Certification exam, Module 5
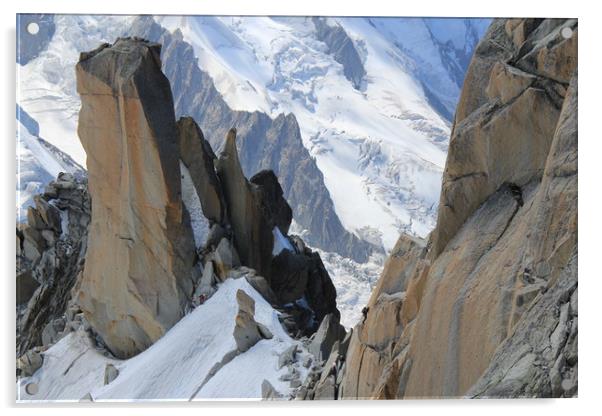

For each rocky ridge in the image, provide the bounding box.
[17,173,91,362]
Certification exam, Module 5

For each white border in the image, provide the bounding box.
[2,1,599,415]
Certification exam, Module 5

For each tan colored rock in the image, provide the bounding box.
[340,18,577,399]
[233,289,272,352]
[486,62,536,104]
[75,38,196,358]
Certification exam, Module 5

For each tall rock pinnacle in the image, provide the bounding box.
[75,38,196,358]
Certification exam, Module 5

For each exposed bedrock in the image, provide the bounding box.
[338,18,577,399]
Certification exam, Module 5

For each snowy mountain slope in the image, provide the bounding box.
[17,15,135,167]
[18,278,309,401]
[16,107,84,221]
[156,16,489,250]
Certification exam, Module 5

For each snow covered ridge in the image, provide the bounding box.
[18,278,311,401]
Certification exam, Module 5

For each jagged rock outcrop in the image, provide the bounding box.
[216,128,275,279]
[211,127,339,332]
[17,173,90,357]
[128,16,376,263]
[74,38,197,358]
[18,35,343,386]
[338,18,577,399]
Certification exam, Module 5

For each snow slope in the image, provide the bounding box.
[17,15,135,167]
[156,16,488,250]
[18,278,309,401]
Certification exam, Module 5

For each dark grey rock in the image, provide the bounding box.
[250,170,293,234]
[177,117,226,224]
[312,17,366,90]
[309,314,346,361]
[16,270,40,305]
[261,379,283,400]
[41,317,66,346]
[17,174,91,356]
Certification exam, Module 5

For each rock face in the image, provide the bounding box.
[213,128,339,330]
[339,18,577,399]
[75,38,196,358]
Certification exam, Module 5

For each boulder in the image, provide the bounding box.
[233,289,272,353]
[17,348,43,377]
[212,238,240,281]
[309,314,346,361]
[205,223,227,250]
[41,318,66,346]
[313,375,336,400]
[278,344,298,369]
[245,274,278,306]
[104,364,119,385]
[195,261,216,299]
[21,225,45,264]
[177,117,226,224]
[75,38,196,358]
[33,195,62,233]
[261,379,283,400]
